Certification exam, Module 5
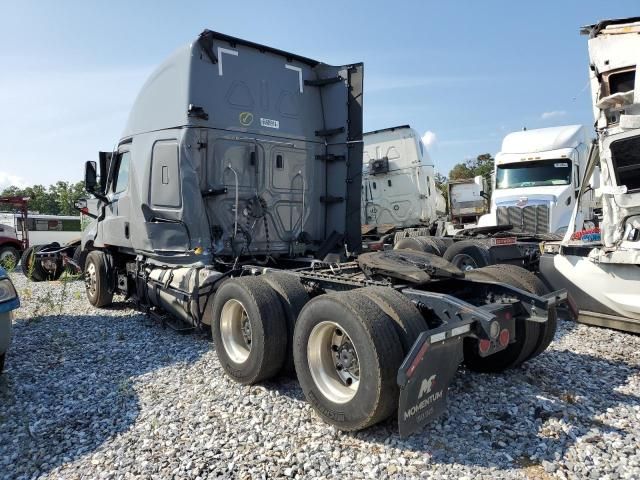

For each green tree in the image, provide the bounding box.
[473,153,494,180]
[22,185,57,214]
[448,153,494,185]
[448,163,474,181]
[1,181,85,215]
[434,171,449,205]
[50,181,86,215]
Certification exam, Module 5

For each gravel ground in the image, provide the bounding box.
[1,272,639,480]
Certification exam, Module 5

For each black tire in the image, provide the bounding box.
[484,264,557,360]
[84,250,114,307]
[0,246,19,270]
[20,246,46,282]
[20,246,33,277]
[394,236,439,254]
[443,240,492,271]
[463,265,541,372]
[478,265,542,365]
[0,352,5,373]
[72,245,84,273]
[211,276,288,384]
[293,292,404,431]
[261,272,310,375]
[352,286,427,354]
[424,237,448,256]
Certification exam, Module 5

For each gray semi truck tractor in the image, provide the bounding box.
[79,30,570,436]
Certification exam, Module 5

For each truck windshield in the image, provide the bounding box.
[496,160,571,189]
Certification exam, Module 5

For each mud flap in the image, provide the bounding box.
[397,334,463,437]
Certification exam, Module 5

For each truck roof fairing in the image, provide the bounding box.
[121,29,359,141]
[364,125,412,136]
[499,125,585,155]
[580,17,640,38]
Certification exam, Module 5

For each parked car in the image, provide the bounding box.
[0,266,20,372]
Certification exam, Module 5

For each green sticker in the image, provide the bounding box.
[239,112,254,126]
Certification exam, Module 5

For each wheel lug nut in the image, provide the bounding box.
[336,364,343,371]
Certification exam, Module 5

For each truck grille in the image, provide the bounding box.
[496,204,549,234]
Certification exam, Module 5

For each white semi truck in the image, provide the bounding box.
[478,125,596,235]
[539,17,640,333]
[361,125,443,247]
[359,126,536,269]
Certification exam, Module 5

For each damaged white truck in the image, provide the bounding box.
[539,18,640,333]
[79,30,570,435]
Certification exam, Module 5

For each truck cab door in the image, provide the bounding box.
[101,149,133,249]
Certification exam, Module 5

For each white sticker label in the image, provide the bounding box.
[554,162,568,168]
[260,118,279,129]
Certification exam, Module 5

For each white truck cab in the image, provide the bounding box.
[479,125,594,234]
[362,126,442,229]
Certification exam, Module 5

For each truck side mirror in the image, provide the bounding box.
[84,161,109,203]
[85,161,99,193]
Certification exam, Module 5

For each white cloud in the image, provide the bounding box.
[422,130,437,148]
[0,171,28,191]
[540,110,567,120]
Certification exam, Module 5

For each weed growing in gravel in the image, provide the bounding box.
[561,391,577,404]
[0,255,17,272]
[20,286,32,301]
[150,416,160,431]
[57,272,75,314]
[23,279,75,320]
[19,258,84,319]
[29,288,57,320]
[117,378,134,399]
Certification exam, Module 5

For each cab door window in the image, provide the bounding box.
[113,152,131,194]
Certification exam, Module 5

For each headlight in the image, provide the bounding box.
[0,279,17,303]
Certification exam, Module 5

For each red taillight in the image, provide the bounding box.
[479,339,491,354]
[490,236,517,246]
[369,242,383,251]
[81,207,89,214]
[499,329,510,347]
[407,341,429,378]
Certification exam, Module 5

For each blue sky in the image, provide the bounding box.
[0,0,638,188]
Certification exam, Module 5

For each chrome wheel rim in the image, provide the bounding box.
[220,299,252,364]
[452,253,478,271]
[307,321,360,404]
[85,262,97,296]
